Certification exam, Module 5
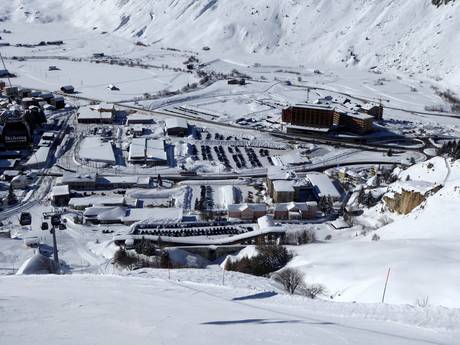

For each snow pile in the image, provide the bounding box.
[16,254,55,275]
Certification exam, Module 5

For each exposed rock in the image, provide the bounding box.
[384,185,442,215]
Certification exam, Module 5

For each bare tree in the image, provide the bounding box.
[301,284,326,299]
[273,268,304,295]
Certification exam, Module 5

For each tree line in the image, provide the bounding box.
[438,140,460,160]
[432,0,456,6]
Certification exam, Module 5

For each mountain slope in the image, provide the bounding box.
[1,0,460,87]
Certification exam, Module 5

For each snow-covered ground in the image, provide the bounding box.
[6,58,198,102]
[2,0,459,87]
[1,274,459,345]
[1,1,460,340]
[287,157,460,307]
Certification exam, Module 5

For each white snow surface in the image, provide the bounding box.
[1,274,459,345]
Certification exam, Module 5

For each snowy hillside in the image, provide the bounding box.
[1,0,460,88]
[288,157,460,307]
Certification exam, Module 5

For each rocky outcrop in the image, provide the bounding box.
[384,185,442,215]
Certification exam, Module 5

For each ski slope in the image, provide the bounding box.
[1,274,459,345]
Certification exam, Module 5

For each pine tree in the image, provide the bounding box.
[6,185,17,205]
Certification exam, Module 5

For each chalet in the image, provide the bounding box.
[50,96,65,109]
[337,167,361,184]
[273,202,317,220]
[227,203,267,221]
[60,85,75,94]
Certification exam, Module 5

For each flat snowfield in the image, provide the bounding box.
[1,275,459,345]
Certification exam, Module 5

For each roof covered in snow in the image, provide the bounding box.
[51,184,70,197]
[306,172,342,199]
[165,117,188,129]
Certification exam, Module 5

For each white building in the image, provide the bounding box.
[305,172,342,201]
[23,147,51,169]
[126,113,155,125]
[165,117,188,136]
[77,107,114,124]
[129,138,167,166]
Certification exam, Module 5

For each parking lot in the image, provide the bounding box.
[189,142,285,172]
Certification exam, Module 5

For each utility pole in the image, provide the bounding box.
[0,50,12,88]
[42,212,65,274]
[50,226,60,273]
